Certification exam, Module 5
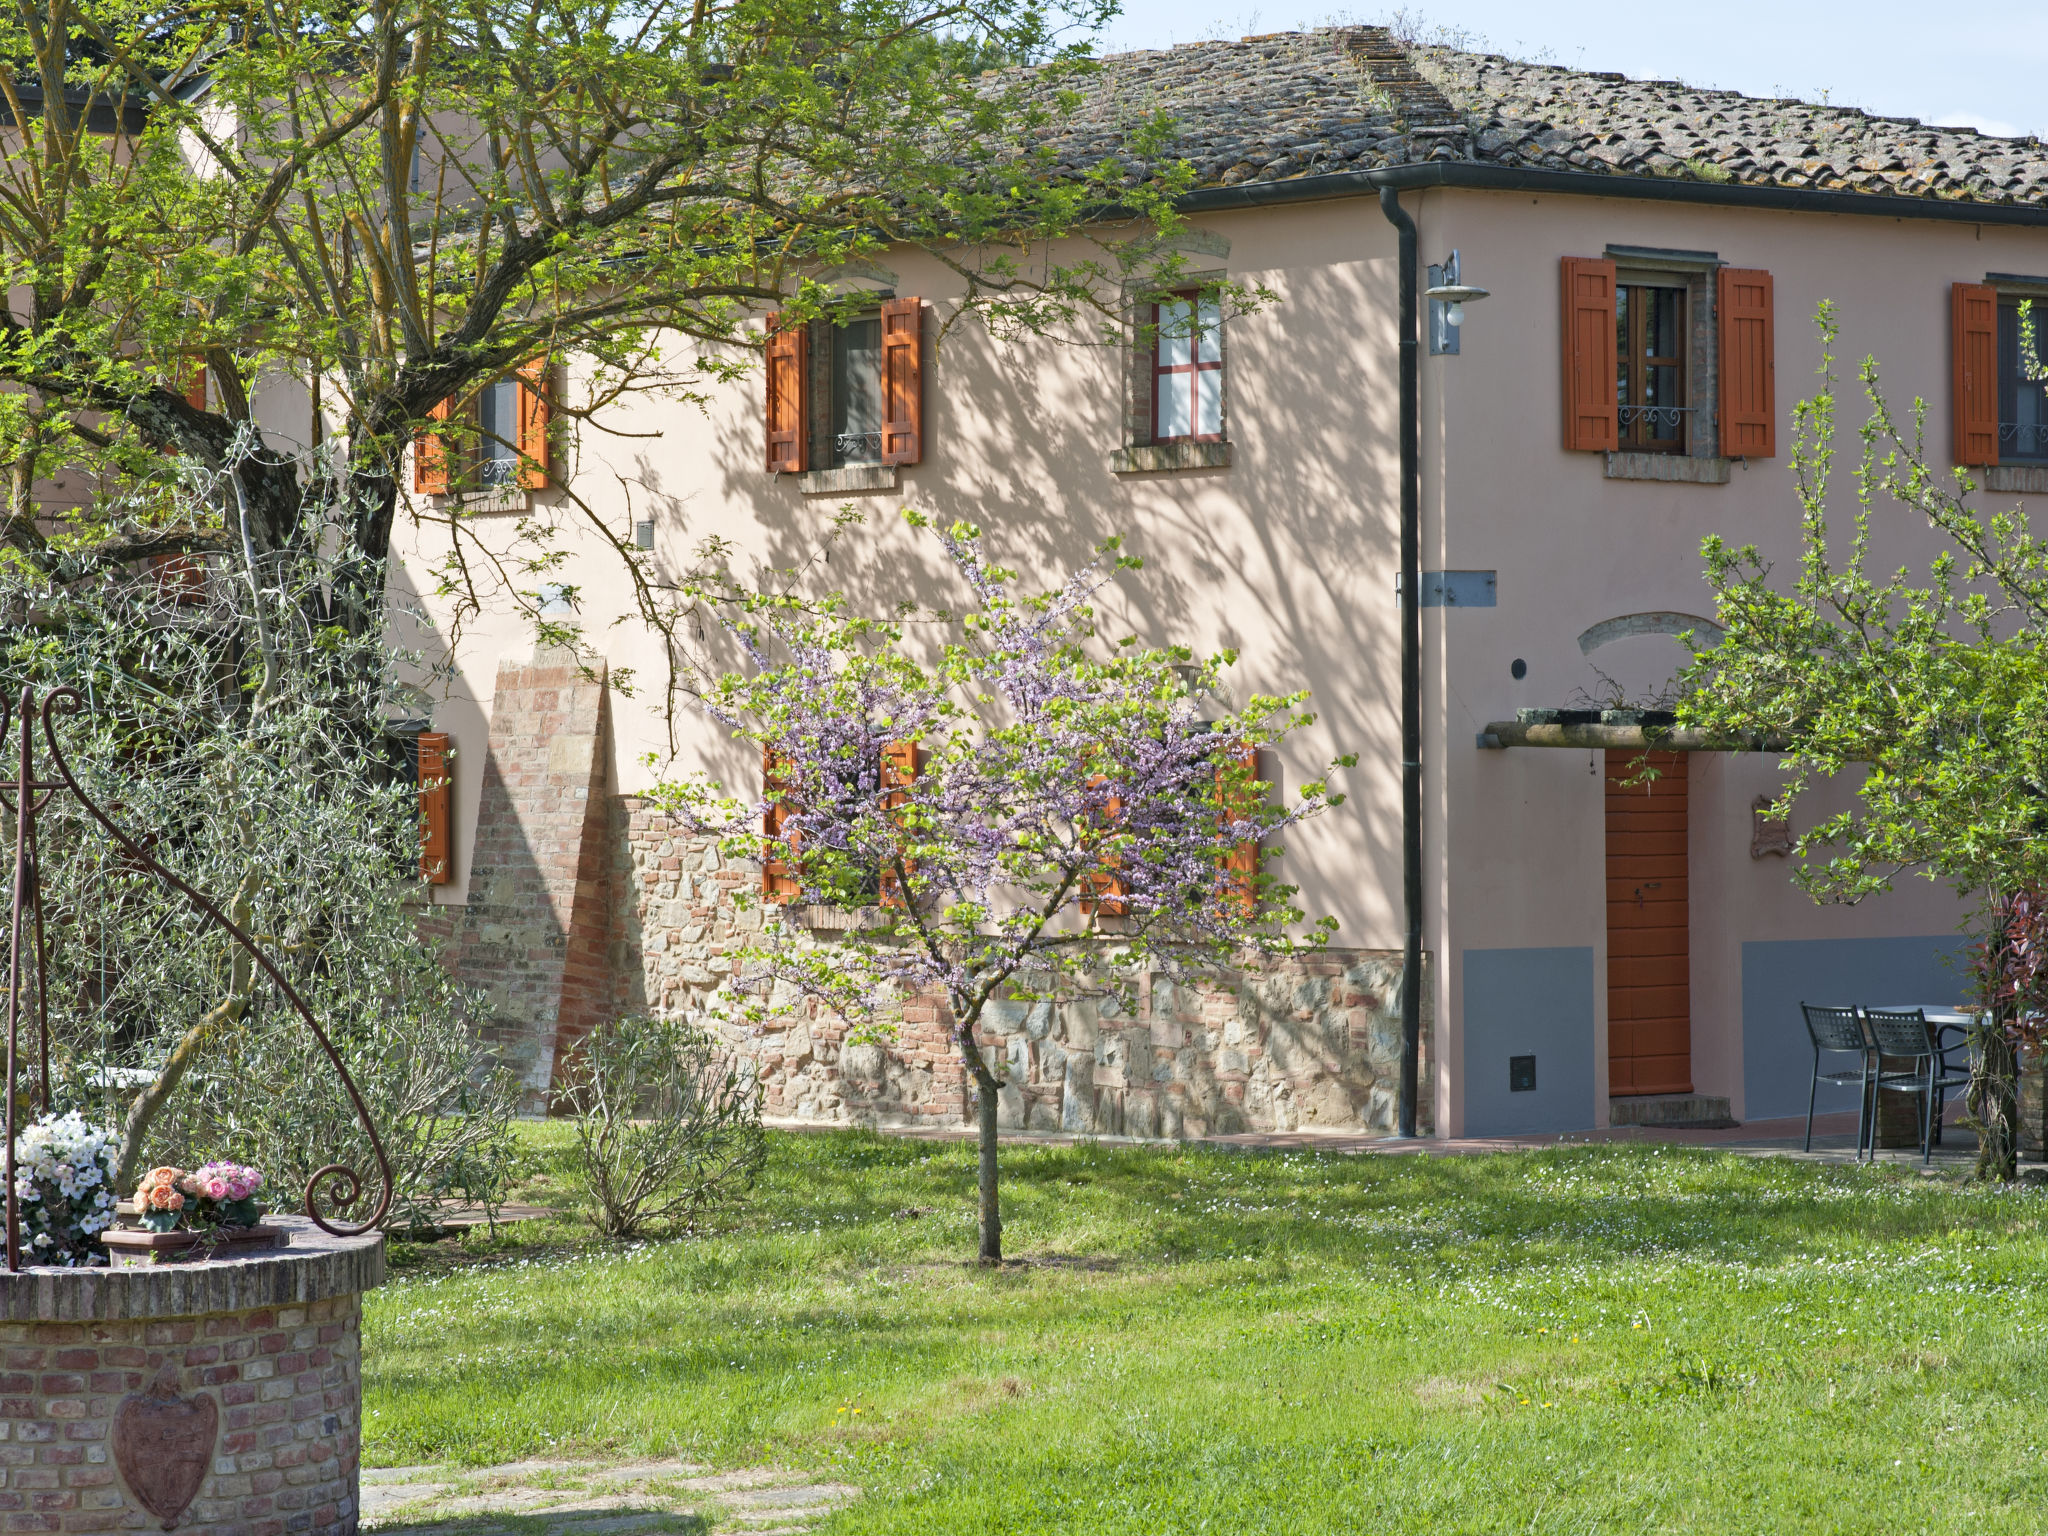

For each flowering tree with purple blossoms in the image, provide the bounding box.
[660,514,1353,1263]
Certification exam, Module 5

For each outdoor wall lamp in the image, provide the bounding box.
[1423,249,1490,327]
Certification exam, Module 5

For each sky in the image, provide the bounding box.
[1096,0,2048,141]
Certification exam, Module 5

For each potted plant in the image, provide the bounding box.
[103,1160,283,1265]
[12,1111,120,1267]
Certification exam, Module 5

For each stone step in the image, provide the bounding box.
[1609,1093,1738,1129]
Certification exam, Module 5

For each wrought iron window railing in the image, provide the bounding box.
[834,431,883,465]
[1618,404,1693,433]
[1999,421,2048,457]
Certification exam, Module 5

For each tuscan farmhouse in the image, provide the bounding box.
[391,26,2048,1139]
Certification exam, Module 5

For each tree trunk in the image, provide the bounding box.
[976,1067,1002,1265]
[958,1031,1003,1265]
[112,867,260,1191]
[1969,1021,2020,1183]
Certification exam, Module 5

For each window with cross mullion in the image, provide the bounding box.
[1616,283,1687,453]
[1997,299,2048,462]
[1153,291,1223,442]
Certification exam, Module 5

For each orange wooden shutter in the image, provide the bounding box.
[764,315,809,473]
[761,744,801,903]
[181,360,207,410]
[879,296,923,466]
[1952,282,2000,467]
[1218,741,1259,910]
[1561,257,1619,452]
[1079,779,1129,918]
[879,738,919,907]
[418,731,452,885]
[516,357,551,488]
[414,398,453,494]
[148,553,207,606]
[1717,267,1776,458]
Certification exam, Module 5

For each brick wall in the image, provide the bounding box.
[0,1294,360,1536]
[613,798,1434,1137]
[438,649,613,1108]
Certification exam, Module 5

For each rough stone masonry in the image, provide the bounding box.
[440,658,1433,1136]
[612,800,1435,1138]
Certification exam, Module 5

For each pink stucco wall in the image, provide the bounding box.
[390,181,2031,1132]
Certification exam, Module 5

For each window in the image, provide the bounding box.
[1616,283,1687,452]
[1561,255,1776,470]
[413,360,551,496]
[1998,299,2048,463]
[1153,292,1223,442]
[478,376,521,486]
[760,739,920,909]
[763,297,922,477]
[830,315,883,465]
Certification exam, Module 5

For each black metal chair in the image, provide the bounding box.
[1863,1007,1973,1164]
[1800,1003,1875,1157]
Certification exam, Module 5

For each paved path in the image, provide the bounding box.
[767,1109,2045,1176]
[362,1460,858,1536]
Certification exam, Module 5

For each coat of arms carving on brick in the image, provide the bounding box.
[113,1363,218,1530]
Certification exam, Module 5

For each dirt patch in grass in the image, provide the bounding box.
[1415,1375,1502,1409]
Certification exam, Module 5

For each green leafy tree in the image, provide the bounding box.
[661,516,1352,1263]
[0,441,519,1214]
[0,0,1219,718]
[1680,303,2048,1177]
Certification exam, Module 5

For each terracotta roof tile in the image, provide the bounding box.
[1011,26,2047,206]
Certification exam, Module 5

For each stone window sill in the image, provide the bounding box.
[1984,464,2048,494]
[1110,440,1232,475]
[439,485,532,514]
[798,903,885,932]
[796,463,896,495]
[1604,451,1730,485]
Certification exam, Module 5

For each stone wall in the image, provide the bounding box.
[614,798,1434,1138]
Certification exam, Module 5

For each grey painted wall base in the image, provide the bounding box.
[1741,935,1967,1122]
[1463,947,1596,1136]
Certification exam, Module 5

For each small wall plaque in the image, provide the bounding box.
[1751,795,1793,859]
[1509,1054,1537,1093]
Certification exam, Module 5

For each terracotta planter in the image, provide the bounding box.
[100,1223,288,1268]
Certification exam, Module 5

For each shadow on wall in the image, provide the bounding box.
[1741,934,1968,1122]
[682,249,1404,945]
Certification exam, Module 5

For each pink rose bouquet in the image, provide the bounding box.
[133,1161,266,1233]
[190,1162,266,1229]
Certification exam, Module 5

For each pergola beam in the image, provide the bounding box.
[1477,721,1788,752]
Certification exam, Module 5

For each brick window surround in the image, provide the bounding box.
[1114,267,1232,475]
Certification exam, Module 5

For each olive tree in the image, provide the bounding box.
[0,441,519,1214]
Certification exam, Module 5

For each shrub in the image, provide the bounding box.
[560,1017,765,1237]
[128,977,524,1236]
[13,1112,119,1265]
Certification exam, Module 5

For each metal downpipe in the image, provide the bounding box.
[1377,182,1423,1139]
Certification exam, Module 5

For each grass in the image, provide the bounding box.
[364,1126,2048,1533]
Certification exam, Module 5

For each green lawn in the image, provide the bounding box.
[364,1128,2048,1533]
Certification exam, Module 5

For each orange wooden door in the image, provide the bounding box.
[1605,750,1692,1095]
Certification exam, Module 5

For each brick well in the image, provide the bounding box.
[0,1218,383,1536]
